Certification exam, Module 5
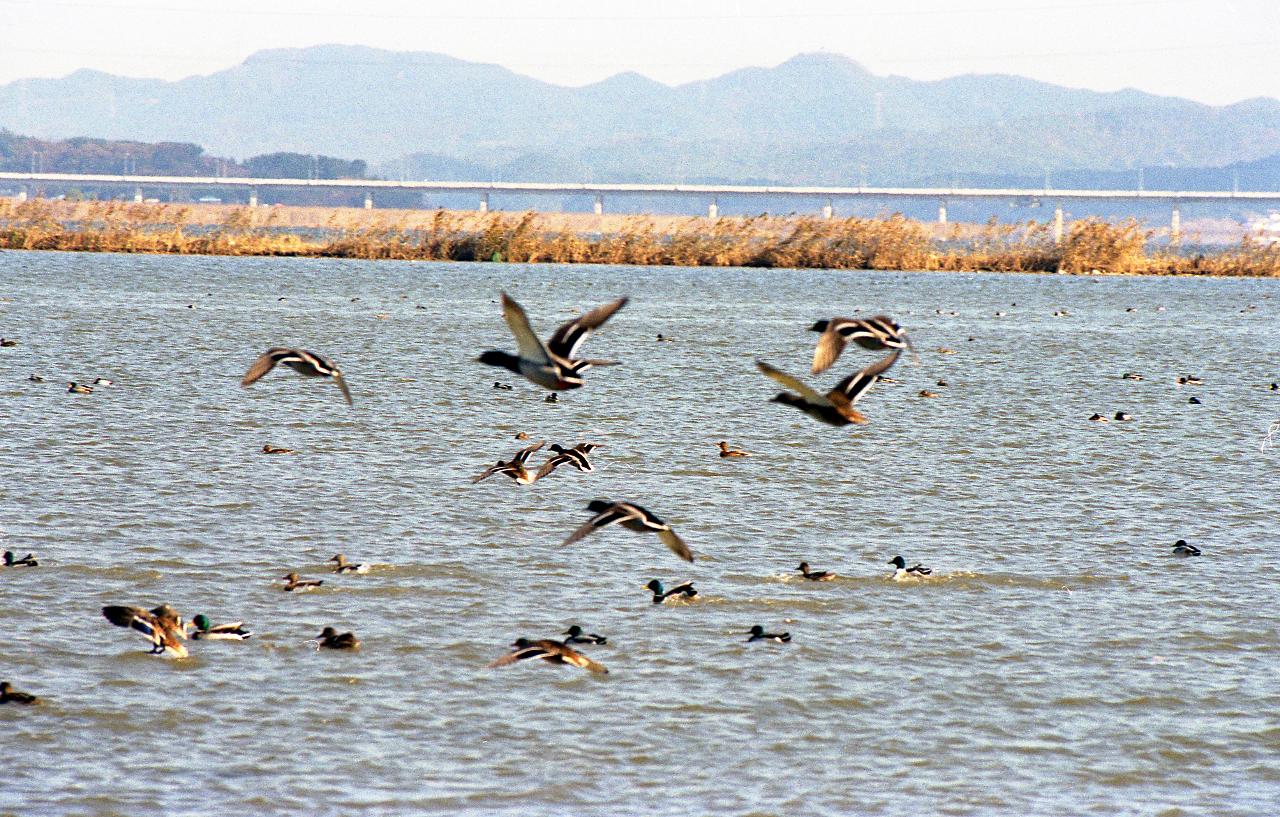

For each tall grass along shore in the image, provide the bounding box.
[2,198,1277,276]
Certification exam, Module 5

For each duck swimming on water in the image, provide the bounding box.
[797,562,835,581]
[746,625,791,643]
[3,551,37,567]
[328,554,369,574]
[561,625,607,645]
[888,556,932,581]
[189,614,252,640]
[1171,539,1202,556]
[316,627,360,649]
[646,579,697,604]
[0,681,38,704]
[282,572,324,591]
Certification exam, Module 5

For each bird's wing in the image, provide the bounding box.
[831,350,902,405]
[331,372,354,405]
[534,455,568,481]
[756,361,830,406]
[208,621,245,634]
[659,528,694,563]
[240,348,290,386]
[811,322,852,374]
[487,645,546,668]
[512,440,547,466]
[553,645,609,674]
[500,293,553,365]
[546,297,628,359]
[471,463,506,483]
[562,505,637,545]
[102,606,161,645]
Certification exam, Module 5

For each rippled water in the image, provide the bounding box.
[1,250,1277,816]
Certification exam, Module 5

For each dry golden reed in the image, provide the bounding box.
[0,199,1274,276]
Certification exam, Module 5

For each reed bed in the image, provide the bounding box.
[1,199,1276,276]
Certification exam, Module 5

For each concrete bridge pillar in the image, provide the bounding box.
[1170,203,1181,245]
[822,198,833,219]
[593,194,604,216]
[133,187,143,204]
[1053,205,1064,243]
[364,191,373,210]
[708,198,719,220]
[937,201,947,225]
[479,192,489,213]
[249,189,258,207]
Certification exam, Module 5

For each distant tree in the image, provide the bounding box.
[246,152,367,179]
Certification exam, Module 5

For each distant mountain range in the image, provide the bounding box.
[2,45,1280,187]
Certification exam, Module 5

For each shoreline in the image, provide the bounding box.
[1,199,1277,277]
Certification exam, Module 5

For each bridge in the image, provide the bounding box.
[5,171,1280,242]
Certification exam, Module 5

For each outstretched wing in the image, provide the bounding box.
[241,348,293,386]
[102,606,161,645]
[500,293,553,365]
[331,372,354,406]
[811,322,853,374]
[756,361,830,406]
[554,646,609,674]
[830,350,902,405]
[471,462,509,483]
[511,440,547,466]
[535,454,569,481]
[658,528,694,563]
[487,645,546,668]
[562,504,641,545]
[546,297,628,360]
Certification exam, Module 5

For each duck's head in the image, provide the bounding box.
[0,682,10,694]
[747,625,765,637]
[797,562,810,572]
[586,499,613,514]
[2,551,12,565]
[328,554,346,565]
[192,614,211,632]
[645,579,663,593]
[563,625,584,637]
[548,444,566,453]
[510,637,533,649]
[283,572,299,582]
[318,626,337,639]
[888,556,907,569]
[808,320,829,332]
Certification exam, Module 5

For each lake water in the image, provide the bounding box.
[1,250,1277,816]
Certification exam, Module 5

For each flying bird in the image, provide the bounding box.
[487,638,608,674]
[102,604,189,658]
[478,293,627,390]
[471,440,546,485]
[534,442,600,480]
[809,315,917,374]
[757,350,901,427]
[563,500,693,563]
[241,347,353,405]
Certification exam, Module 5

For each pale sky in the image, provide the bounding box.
[1,0,1277,105]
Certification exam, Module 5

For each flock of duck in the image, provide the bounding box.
[0,289,1232,703]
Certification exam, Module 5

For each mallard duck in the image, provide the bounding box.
[0,681,38,705]
[1171,539,1202,556]
[1122,372,1144,381]
[564,500,692,562]
[0,338,17,347]
[918,389,940,398]
[189,614,252,640]
[656,333,675,342]
[646,579,697,604]
[2,551,38,567]
[487,638,607,673]
[535,442,599,480]
[514,431,529,440]
[936,347,957,354]
[797,561,835,581]
[102,604,189,658]
[493,382,513,390]
[0,681,38,706]
[328,554,369,574]
[562,625,607,645]
[471,439,546,485]
[27,374,43,383]
[888,556,932,580]
[92,377,113,386]
[1177,376,1204,386]
[316,626,360,649]
[1188,396,1202,404]
[757,350,901,427]
[261,444,294,454]
[1089,413,1108,422]
[746,625,791,643]
[66,382,93,394]
[1114,412,1133,421]
[241,347,352,405]
[718,441,750,458]
[478,292,627,390]
[282,572,324,591]
[809,315,917,373]
[544,393,559,403]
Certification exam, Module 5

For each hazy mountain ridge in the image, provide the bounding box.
[2,44,1279,185]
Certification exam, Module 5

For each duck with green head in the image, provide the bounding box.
[190,614,252,640]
